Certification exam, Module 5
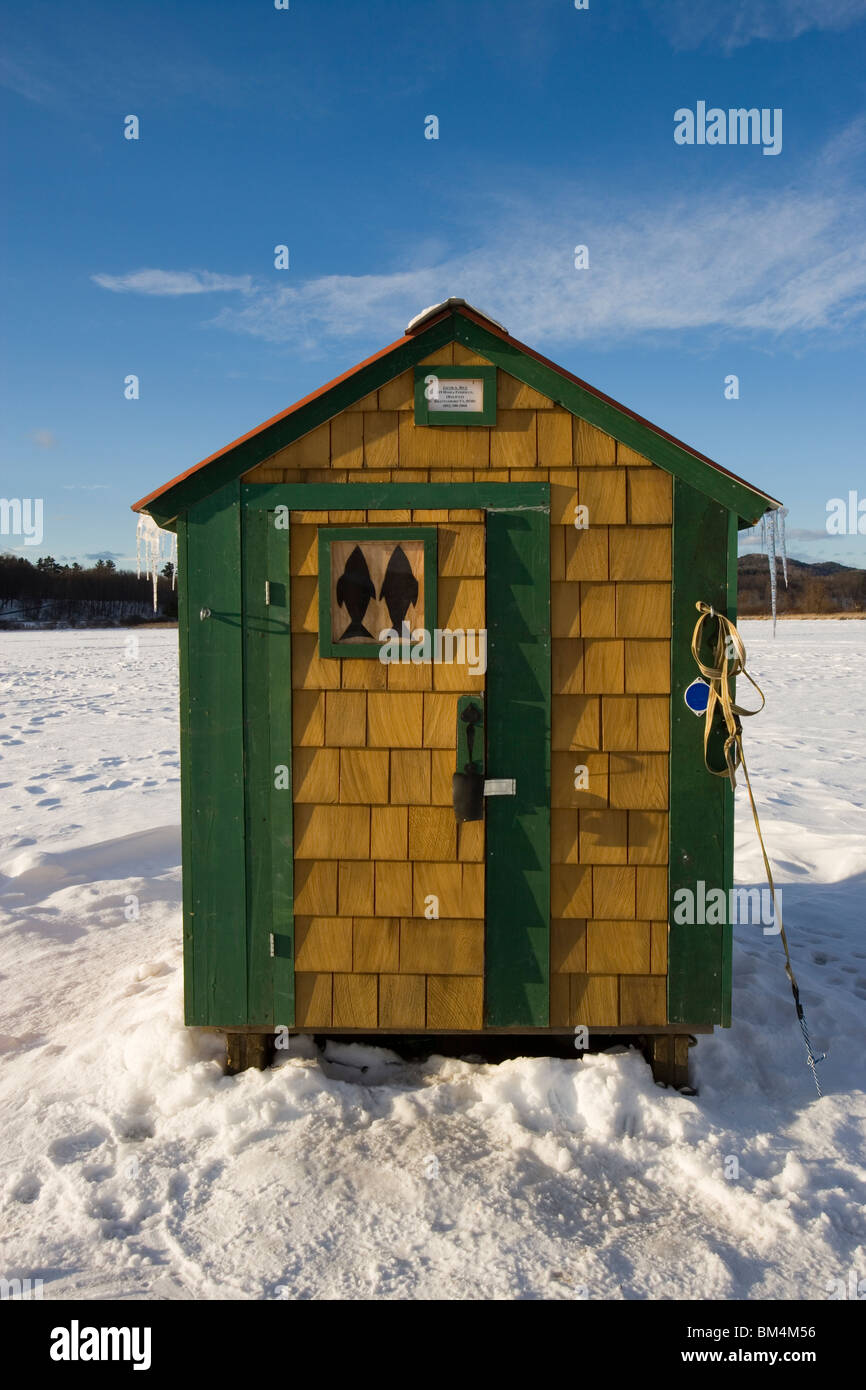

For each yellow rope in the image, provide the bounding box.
[690,600,764,788]
[690,601,825,1094]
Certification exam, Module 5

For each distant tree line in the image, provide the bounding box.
[3,550,862,628]
[738,555,866,616]
[0,553,178,626]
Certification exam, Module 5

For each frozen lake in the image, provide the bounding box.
[0,622,863,1300]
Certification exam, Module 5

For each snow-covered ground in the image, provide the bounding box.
[0,623,863,1301]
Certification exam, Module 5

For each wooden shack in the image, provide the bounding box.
[132,299,780,1084]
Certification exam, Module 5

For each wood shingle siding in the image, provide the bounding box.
[141,305,774,1038]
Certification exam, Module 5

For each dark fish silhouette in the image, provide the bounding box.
[336,546,376,640]
[379,546,419,629]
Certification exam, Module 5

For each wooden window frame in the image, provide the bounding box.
[317,525,438,660]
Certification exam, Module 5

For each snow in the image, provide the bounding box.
[0,622,864,1300]
[405,299,507,335]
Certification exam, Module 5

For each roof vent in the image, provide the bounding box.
[405,298,507,336]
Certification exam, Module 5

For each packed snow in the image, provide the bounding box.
[0,623,863,1300]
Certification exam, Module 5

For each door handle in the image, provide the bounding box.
[452,696,485,822]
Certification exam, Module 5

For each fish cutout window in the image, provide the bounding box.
[317,527,438,659]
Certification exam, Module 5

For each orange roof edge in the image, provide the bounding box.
[130,323,425,515]
[132,304,781,516]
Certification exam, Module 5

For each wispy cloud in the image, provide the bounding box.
[90,128,866,354]
[651,0,866,51]
[205,183,866,351]
[823,115,866,166]
[0,53,57,105]
[740,528,831,548]
[91,269,253,297]
[0,15,245,111]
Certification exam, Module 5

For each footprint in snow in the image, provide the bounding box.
[88,1195,126,1223]
[9,1174,41,1204]
[168,1174,190,1208]
[82,1165,114,1184]
[114,1117,155,1142]
[47,1127,110,1166]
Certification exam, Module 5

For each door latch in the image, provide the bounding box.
[452,695,485,822]
[483,778,516,796]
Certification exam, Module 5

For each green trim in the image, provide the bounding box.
[142,317,459,527]
[140,309,774,530]
[668,480,732,1026]
[268,513,295,1025]
[720,510,739,1027]
[317,526,437,660]
[242,504,271,1024]
[242,505,295,1027]
[485,502,551,1027]
[457,694,485,775]
[414,363,496,426]
[177,516,195,1024]
[242,482,547,511]
[183,482,248,1026]
[449,317,772,525]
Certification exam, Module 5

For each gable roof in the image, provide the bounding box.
[132,301,781,529]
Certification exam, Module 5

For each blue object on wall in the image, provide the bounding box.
[684,677,711,716]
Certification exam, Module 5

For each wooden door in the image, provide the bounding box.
[242,484,549,1032]
[484,504,551,1026]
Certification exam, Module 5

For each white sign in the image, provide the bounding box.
[428,377,484,412]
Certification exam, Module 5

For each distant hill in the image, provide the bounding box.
[738,554,866,617]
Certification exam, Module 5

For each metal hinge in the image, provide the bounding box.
[265,580,271,606]
[269,933,275,957]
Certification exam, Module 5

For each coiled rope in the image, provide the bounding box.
[691,601,826,1097]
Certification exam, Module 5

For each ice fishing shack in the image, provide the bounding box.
[132,300,781,1085]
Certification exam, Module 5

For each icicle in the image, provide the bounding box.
[776,507,788,589]
[136,514,172,613]
[766,510,778,634]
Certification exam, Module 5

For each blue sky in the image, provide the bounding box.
[2,0,865,567]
